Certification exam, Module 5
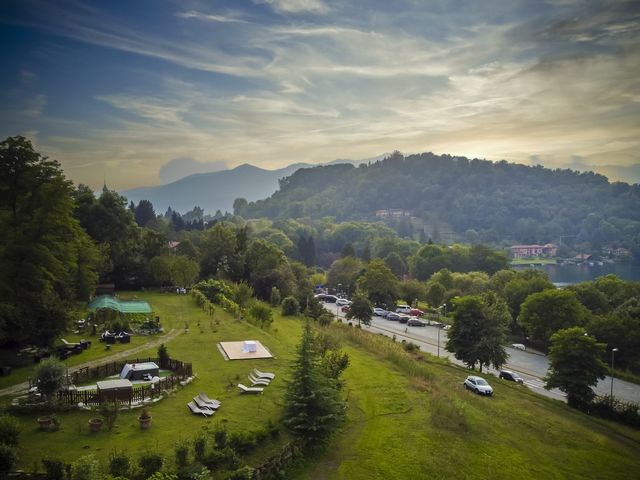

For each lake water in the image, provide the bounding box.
[513,263,640,285]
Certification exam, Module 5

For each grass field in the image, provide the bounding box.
[8,293,640,478]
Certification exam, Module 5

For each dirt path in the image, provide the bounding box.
[0,328,183,398]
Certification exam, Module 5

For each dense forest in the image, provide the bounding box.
[241,152,640,256]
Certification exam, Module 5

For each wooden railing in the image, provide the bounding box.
[55,357,192,406]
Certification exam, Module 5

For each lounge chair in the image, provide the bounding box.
[248,373,270,387]
[187,401,213,417]
[238,383,264,394]
[252,368,275,380]
[198,392,222,408]
[193,396,219,411]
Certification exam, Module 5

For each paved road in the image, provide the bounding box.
[332,304,640,404]
[0,328,183,398]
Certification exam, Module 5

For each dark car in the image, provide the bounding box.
[407,318,427,327]
[499,370,524,384]
[386,312,401,321]
[397,314,410,324]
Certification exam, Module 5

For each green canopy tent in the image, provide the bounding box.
[88,296,153,325]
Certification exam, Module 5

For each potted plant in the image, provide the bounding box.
[88,417,103,433]
[37,415,53,430]
[138,409,151,430]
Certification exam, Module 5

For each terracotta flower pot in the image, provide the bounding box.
[37,416,53,431]
[88,418,103,433]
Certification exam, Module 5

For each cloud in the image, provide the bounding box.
[177,10,249,24]
[254,0,328,14]
[159,157,228,184]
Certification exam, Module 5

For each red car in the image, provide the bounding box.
[341,306,350,313]
[409,308,424,317]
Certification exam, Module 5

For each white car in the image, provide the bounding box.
[395,305,411,314]
[373,307,388,317]
[463,376,493,396]
[336,298,351,306]
[511,343,526,351]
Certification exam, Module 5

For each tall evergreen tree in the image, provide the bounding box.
[283,321,346,449]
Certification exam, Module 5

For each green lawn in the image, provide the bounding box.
[510,258,557,265]
[8,293,640,478]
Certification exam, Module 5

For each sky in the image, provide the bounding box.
[1,0,639,190]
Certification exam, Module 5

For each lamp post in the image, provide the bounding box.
[437,324,440,357]
[610,348,619,398]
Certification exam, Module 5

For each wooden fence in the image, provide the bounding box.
[55,357,192,406]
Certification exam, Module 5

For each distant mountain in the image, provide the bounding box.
[121,153,390,214]
[243,152,640,250]
[122,163,312,214]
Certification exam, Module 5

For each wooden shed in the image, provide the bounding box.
[97,379,133,404]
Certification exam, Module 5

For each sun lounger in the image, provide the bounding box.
[188,401,213,417]
[252,368,275,380]
[198,392,221,407]
[238,383,264,394]
[248,373,270,387]
[193,396,219,411]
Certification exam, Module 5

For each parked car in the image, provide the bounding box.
[511,343,526,351]
[409,308,424,317]
[395,305,412,314]
[499,370,524,384]
[407,317,427,327]
[397,314,410,324]
[386,312,401,321]
[336,298,351,306]
[315,294,338,303]
[463,376,493,396]
[373,307,389,317]
[341,306,350,313]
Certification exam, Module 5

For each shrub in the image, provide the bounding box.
[108,450,131,478]
[190,467,213,480]
[35,359,66,401]
[193,434,207,462]
[137,452,164,479]
[402,341,419,353]
[145,473,178,480]
[70,455,101,480]
[228,466,255,480]
[228,431,257,454]
[202,447,240,471]
[270,287,281,307]
[173,441,189,468]
[157,343,170,368]
[42,458,66,480]
[318,312,333,326]
[248,303,273,328]
[213,428,227,449]
[281,296,300,316]
[0,443,17,473]
[0,414,20,447]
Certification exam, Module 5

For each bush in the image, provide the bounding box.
[228,431,257,454]
[202,447,240,471]
[99,403,119,431]
[318,312,333,326]
[193,434,207,462]
[108,450,131,478]
[173,441,189,468]
[138,452,164,479]
[0,414,20,447]
[35,359,66,400]
[228,466,255,480]
[145,473,178,480]
[213,428,227,449]
[157,343,170,368]
[70,455,101,480]
[0,443,17,473]
[248,303,274,328]
[270,286,281,307]
[42,457,66,480]
[281,296,300,316]
[589,395,640,427]
[402,341,419,353]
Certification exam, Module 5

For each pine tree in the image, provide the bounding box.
[283,321,346,449]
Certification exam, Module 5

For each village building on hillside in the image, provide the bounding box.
[510,243,558,258]
[375,209,411,218]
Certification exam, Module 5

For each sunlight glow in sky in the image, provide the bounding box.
[1,0,639,189]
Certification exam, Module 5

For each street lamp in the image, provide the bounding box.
[610,348,619,398]
[437,323,440,358]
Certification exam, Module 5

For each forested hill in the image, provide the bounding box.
[241,152,640,250]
